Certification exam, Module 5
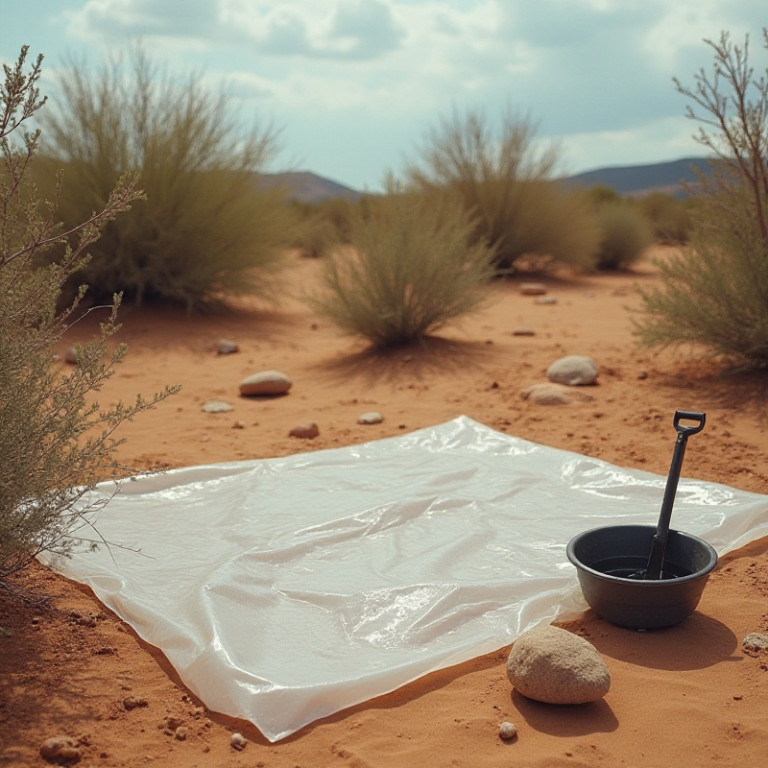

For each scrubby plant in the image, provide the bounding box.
[35,47,292,311]
[594,202,654,269]
[306,189,497,346]
[405,108,601,273]
[0,47,178,586]
[636,192,692,244]
[635,30,768,365]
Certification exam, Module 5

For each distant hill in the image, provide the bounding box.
[256,172,362,204]
[564,157,712,198]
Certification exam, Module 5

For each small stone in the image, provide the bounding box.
[216,339,239,355]
[499,721,518,740]
[123,696,148,710]
[637,370,648,380]
[512,327,536,336]
[506,625,611,705]
[358,412,383,425]
[535,296,557,305]
[165,716,184,730]
[232,420,246,429]
[239,370,292,397]
[175,726,188,741]
[310,322,319,330]
[743,632,768,650]
[546,355,598,386]
[230,732,247,751]
[522,383,573,405]
[520,282,547,296]
[40,736,81,761]
[201,400,234,413]
[289,422,319,439]
[64,347,79,365]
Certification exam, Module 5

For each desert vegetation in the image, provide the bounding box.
[636,30,768,365]
[404,108,602,274]
[306,189,497,346]
[593,201,654,270]
[0,48,177,585]
[34,47,292,312]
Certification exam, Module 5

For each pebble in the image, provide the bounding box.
[520,282,547,296]
[123,696,148,710]
[175,726,189,741]
[546,355,599,386]
[216,339,239,355]
[499,721,518,740]
[512,327,536,336]
[239,370,292,397]
[232,420,246,429]
[507,625,611,704]
[64,347,79,365]
[231,732,247,751]
[40,736,81,761]
[637,370,648,380]
[743,632,768,650]
[201,400,234,413]
[289,422,319,439]
[358,412,383,425]
[534,296,557,305]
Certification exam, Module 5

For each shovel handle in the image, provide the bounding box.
[673,411,706,437]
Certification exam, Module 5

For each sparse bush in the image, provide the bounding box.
[306,190,497,346]
[35,48,291,311]
[405,108,601,273]
[636,30,768,365]
[595,202,654,269]
[636,192,692,244]
[0,47,178,585]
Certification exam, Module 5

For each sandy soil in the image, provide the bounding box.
[3,246,768,767]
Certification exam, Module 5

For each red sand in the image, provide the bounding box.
[3,246,768,767]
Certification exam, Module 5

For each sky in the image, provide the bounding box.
[3,0,766,192]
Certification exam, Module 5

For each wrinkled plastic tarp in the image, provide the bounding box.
[40,416,768,741]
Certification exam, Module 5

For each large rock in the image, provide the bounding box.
[506,625,611,704]
[546,356,598,386]
[239,370,292,397]
[522,383,594,405]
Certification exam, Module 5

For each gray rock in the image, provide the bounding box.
[498,721,518,740]
[743,632,768,650]
[520,282,547,296]
[239,370,292,397]
[230,732,247,751]
[535,296,557,305]
[358,412,383,425]
[289,422,319,439]
[546,355,598,386]
[64,347,79,365]
[201,400,234,413]
[507,625,611,704]
[217,339,239,355]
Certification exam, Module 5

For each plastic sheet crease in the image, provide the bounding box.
[39,416,768,741]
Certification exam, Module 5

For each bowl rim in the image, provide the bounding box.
[566,524,718,586]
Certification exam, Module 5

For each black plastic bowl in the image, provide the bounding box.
[566,525,718,630]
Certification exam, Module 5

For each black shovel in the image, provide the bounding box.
[642,410,706,580]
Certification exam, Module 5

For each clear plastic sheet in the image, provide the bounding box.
[39,416,768,741]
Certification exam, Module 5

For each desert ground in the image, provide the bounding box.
[3,245,768,767]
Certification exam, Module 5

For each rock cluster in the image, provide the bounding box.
[506,625,611,704]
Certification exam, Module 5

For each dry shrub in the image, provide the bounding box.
[1,48,178,585]
[306,191,497,347]
[595,202,654,270]
[637,192,692,244]
[636,30,768,365]
[405,108,601,273]
[35,48,292,312]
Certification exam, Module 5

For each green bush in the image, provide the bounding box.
[636,30,768,365]
[306,190,497,346]
[35,48,292,311]
[636,192,692,244]
[595,202,654,269]
[405,108,601,273]
[0,48,177,585]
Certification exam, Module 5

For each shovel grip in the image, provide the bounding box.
[673,411,706,437]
